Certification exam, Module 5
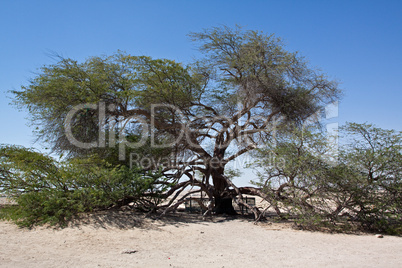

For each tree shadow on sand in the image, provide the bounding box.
[68,208,255,230]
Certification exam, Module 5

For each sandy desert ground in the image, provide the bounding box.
[0,208,401,268]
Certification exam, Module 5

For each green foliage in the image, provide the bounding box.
[190,25,340,122]
[337,123,402,234]
[11,52,201,157]
[252,123,402,235]
[0,145,170,227]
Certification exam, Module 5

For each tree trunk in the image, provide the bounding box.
[211,167,237,215]
[214,195,237,215]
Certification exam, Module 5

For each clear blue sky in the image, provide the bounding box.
[1,0,401,184]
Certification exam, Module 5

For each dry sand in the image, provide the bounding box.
[0,209,401,268]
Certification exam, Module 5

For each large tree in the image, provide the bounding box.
[13,26,340,216]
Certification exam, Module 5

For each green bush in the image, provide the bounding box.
[252,123,402,235]
[0,145,169,227]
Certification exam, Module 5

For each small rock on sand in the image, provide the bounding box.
[121,249,138,254]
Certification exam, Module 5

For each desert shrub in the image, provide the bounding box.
[334,123,402,234]
[252,126,340,228]
[252,123,402,235]
[0,145,170,227]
